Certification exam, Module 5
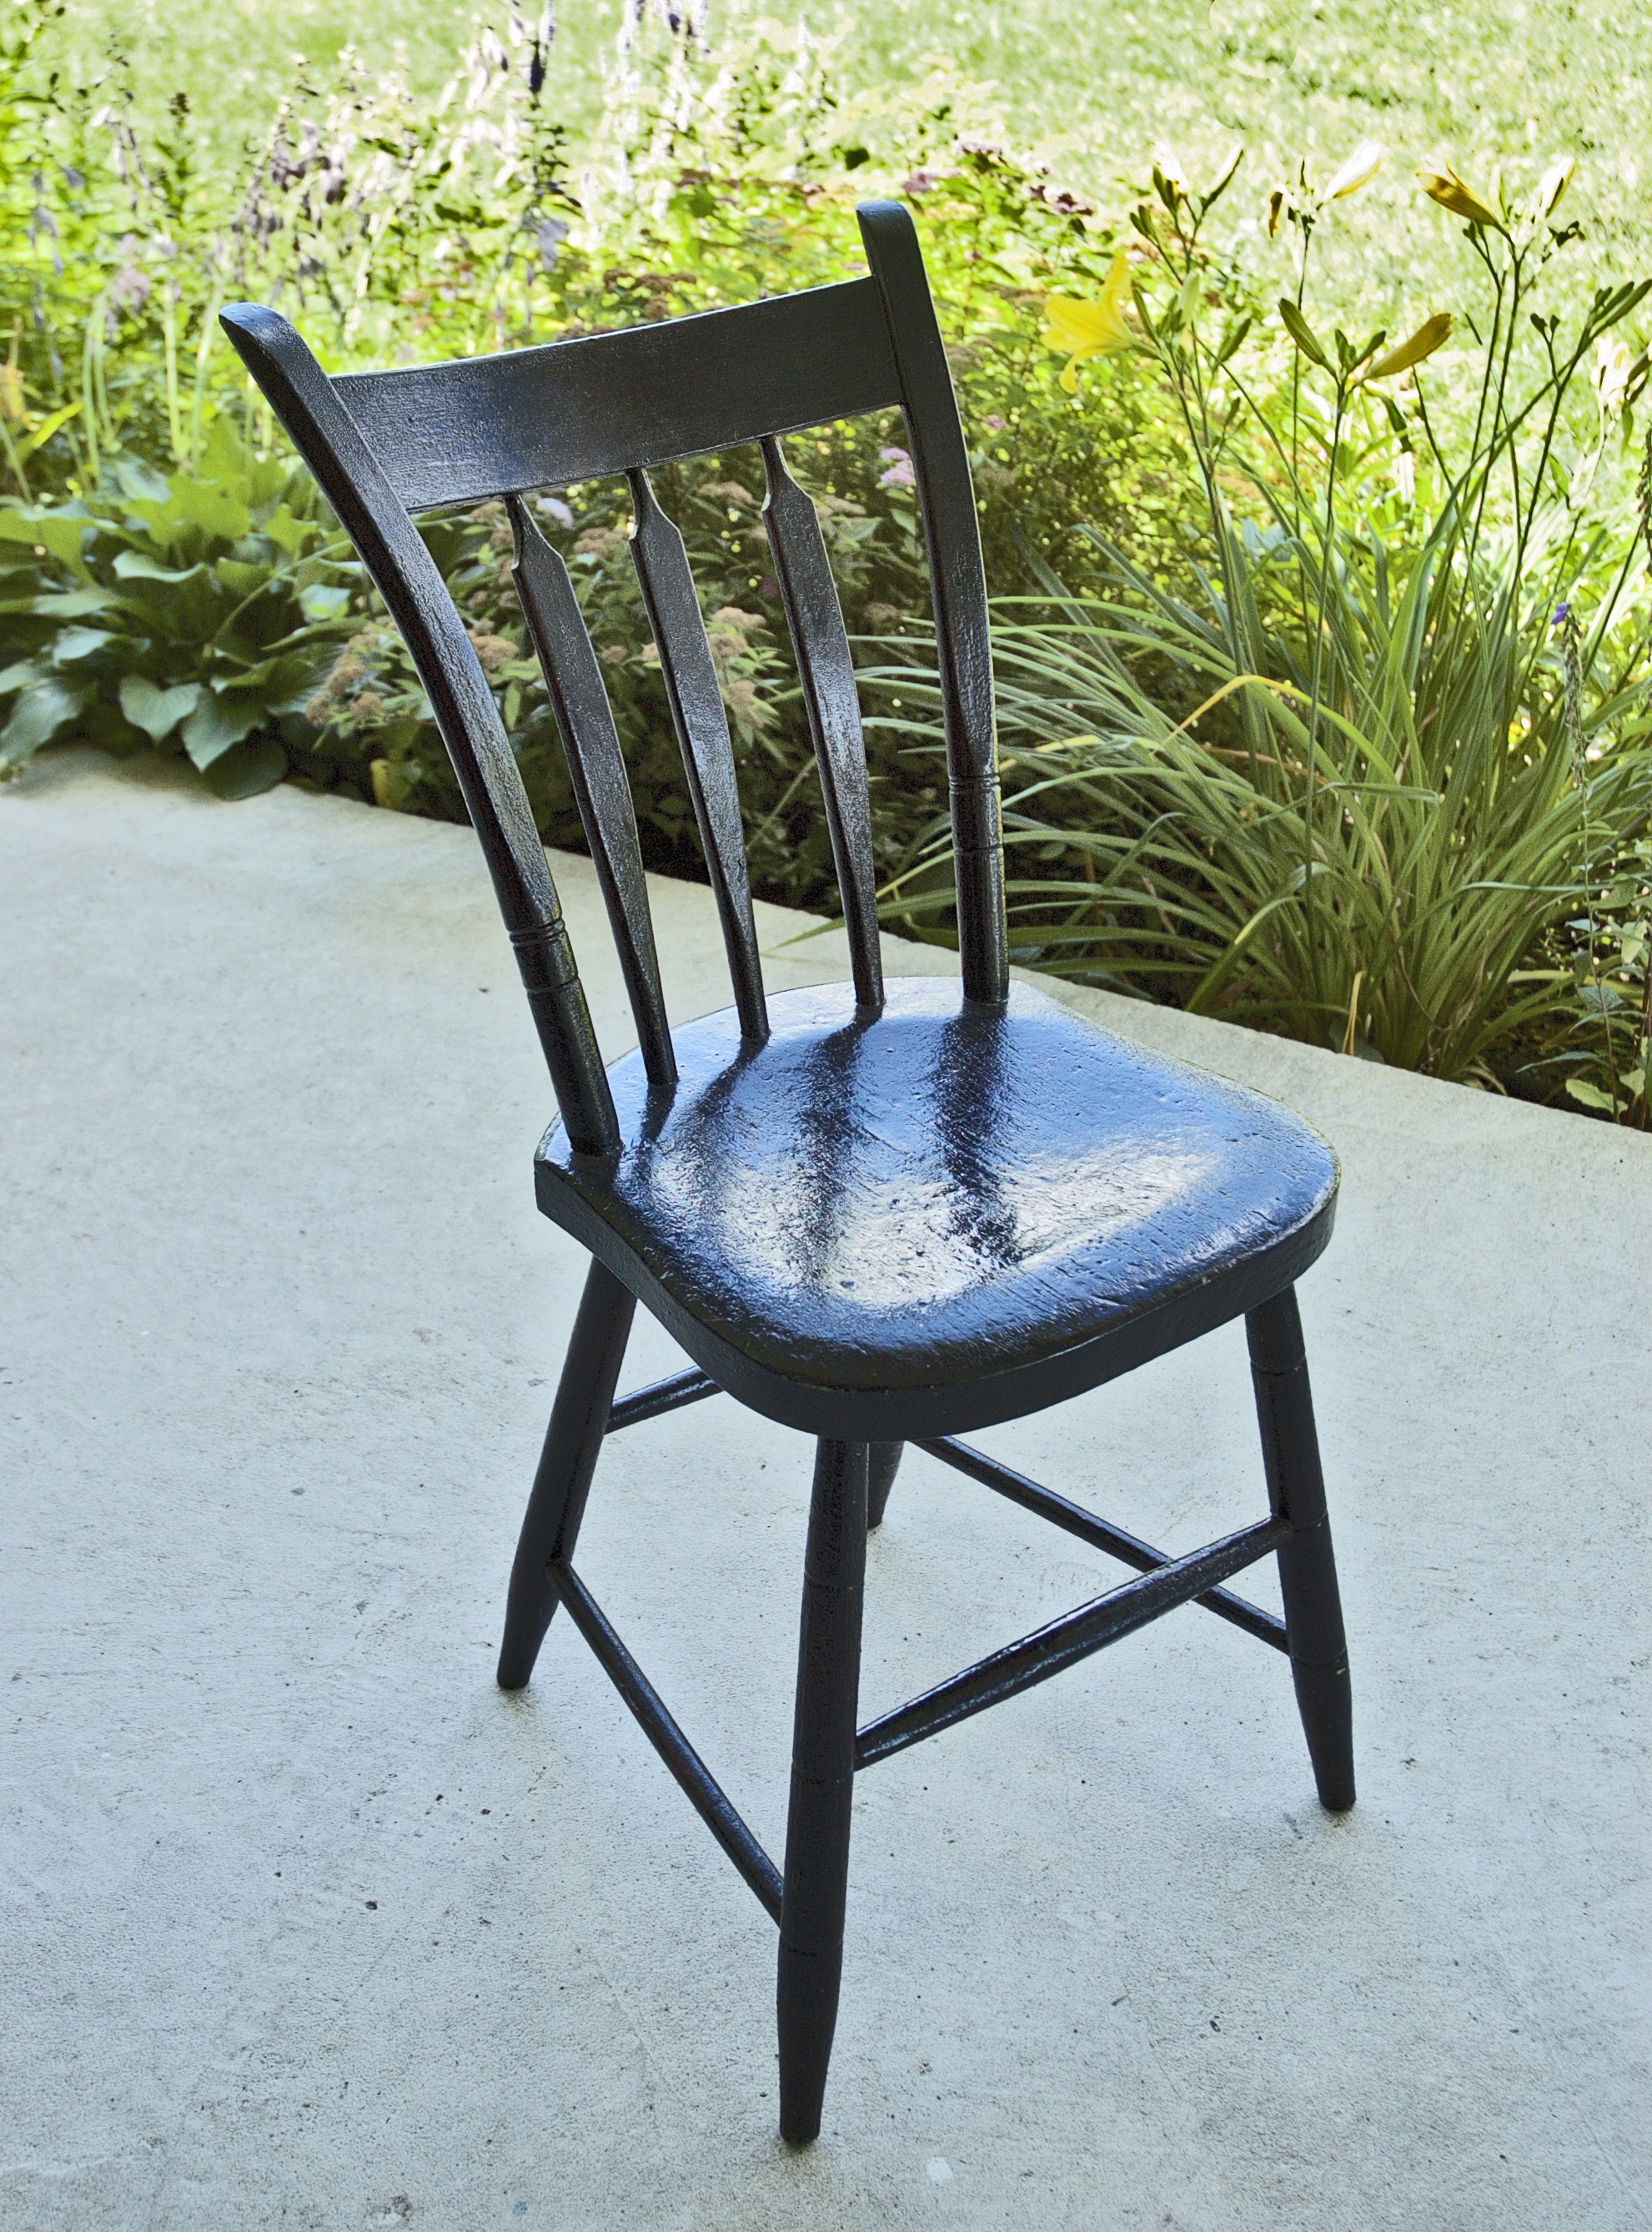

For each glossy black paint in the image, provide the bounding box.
[865,1441,903,1531]
[497,1259,634,1691]
[510,497,677,1096]
[605,1365,717,1434]
[778,1438,869,2144]
[536,978,1338,1439]
[221,206,1356,2146]
[761,438,884,1013]
[218,299,620,1154]
[334,277,901,510]
[626,470,769,1043]
[855,1516,1288,1769]
[1248,1289,1355,1810]
[859,202,1006,1001]
[550,1557,785,1923]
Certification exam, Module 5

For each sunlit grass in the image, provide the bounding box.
[60,0,1652,285]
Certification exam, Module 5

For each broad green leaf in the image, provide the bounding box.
[114,561,233,649]
[119,676,204,743]
[30,584,120,618]
[0,507,88,571]
[216,558,273,596]
[200,419,274,495]
[263,504,316,557]
[1277,298,1330,369]
[299,582,352,621]
[0,657,46,695]
[202,736,289,799]
[209,653,289,693]
[180,690,266,771]
[52,626,116,665]
[113,551,205,585]
[113,457,171,505]
[213,650,329,712]
[167,475,252,545]
[0,678,90,769]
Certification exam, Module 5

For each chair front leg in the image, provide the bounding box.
[1247,1287,1355,1812]
[497,1258,635,1692]
[866,1440,903,1531]
[777,1437,870,2144]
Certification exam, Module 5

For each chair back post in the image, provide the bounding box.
[857,202,1009,1006]
[218,305,620,1156]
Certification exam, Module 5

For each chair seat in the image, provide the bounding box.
[535,978,1338,1438]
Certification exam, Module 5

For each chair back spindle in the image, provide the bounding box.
[220,200,1004,1150]
[759,437,884,1015]
[510,497,677,1097]
[858,204,1007,1003]
[218,304,620,1154]
[625,470,769,1044]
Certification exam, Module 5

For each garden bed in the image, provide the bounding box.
[4,7,1652,1120]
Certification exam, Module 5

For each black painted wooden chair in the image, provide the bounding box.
[223,202,1353,2145]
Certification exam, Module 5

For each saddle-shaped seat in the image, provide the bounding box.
[538,978,1338,1438]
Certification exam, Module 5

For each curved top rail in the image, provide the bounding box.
[335,279,903,513]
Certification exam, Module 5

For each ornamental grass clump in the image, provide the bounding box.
[872,145,1652,1097]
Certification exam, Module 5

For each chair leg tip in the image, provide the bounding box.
[495,1604,557,1692]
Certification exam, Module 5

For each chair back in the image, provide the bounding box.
[221,201,1005,1154]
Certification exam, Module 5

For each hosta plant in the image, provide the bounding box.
[0,419,359,795]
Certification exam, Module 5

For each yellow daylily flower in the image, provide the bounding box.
[1359,312,1454,381]
[1042,254,1137,392]
[1532,156,1574,220]
[1416,160,1502,229]
[1324,139,1386,200]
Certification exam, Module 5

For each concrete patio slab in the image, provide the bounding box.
[3,747,1648,2232]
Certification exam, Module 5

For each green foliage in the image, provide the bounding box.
[302,455,943,892]
[0,417,356,792]
[5,2,1652,1121]
[0,3,1166,880]
[871,146,1652,1098]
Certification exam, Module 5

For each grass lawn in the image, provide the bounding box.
[64,0,1652,279]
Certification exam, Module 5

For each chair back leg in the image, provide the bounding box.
[1246,1289,1355,1812]
[497,1259,636,1691]
[778,1438,871,2143]
[866,1441,903,1531]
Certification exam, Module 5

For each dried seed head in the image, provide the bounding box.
[468,632,518,674]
